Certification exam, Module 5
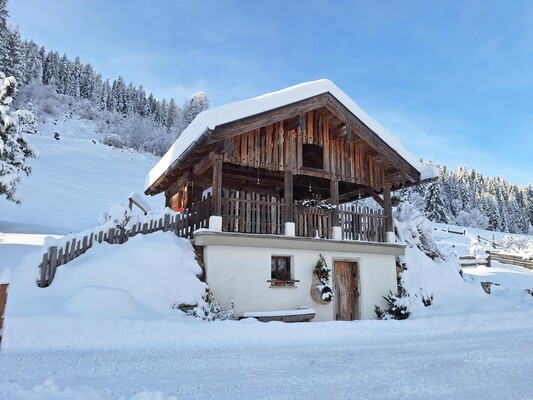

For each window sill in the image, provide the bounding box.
[267,279,300,288]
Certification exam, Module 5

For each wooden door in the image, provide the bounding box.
[333,261,360,320]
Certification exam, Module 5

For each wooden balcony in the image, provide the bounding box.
[219,192,387,242]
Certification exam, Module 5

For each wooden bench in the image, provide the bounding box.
[242,308,316,322]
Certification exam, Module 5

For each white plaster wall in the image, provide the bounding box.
[203,243,398,321]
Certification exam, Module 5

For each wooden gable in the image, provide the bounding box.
[148,92,421,197]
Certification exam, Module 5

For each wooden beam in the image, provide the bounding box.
[212,155,223,215]
[284,170,293,222]
[208,94,328,143]
[325,93,420,182]
[330,178,339,227]
[185,168,194,209]
[367,188,385,208]
[383,184,393,233]
[193,152,215,177]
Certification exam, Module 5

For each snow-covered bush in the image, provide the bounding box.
[499,236,533,259]
[101,132,124,149]
[186,290,234,321]
[454,209,489,230]
[98,203,132,229]
[0,73,39,204]
[395,202,449,260]
[377,202,473,318]
[374,290,410,320]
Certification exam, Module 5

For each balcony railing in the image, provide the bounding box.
[220,192,386,242]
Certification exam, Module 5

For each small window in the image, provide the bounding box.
[302,144,324,169]
[270,256,298,287]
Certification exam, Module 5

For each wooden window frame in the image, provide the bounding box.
[269,255,299,287]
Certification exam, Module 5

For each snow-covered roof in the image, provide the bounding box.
[145,79,433,191]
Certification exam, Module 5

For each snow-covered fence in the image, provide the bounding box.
[486,251,533,271]
[39,196,213,288]
[459,254,491,268]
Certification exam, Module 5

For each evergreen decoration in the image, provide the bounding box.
[374,290,410,320]
[313,254,334,302]
[186,290,234,321]
[301,194,336,210]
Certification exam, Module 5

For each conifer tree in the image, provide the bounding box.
[0,73,38,203]
[424,181,448,223]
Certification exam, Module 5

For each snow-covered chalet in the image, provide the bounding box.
[144,79,436,321]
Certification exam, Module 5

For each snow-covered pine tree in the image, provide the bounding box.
[23,40,43,84]
[181,92,209,126]
[424,180,448,223]
[3,26,25,85]
[0,73,38,203]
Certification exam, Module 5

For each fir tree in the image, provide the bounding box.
[0,73,38,203]
[424,181,448,223]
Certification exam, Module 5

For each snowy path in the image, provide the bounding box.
[2,311,533,399]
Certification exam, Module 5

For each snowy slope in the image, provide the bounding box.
[0,114,164,273]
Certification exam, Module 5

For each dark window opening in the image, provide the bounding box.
[270,256,298,286]
[302,144,324,169]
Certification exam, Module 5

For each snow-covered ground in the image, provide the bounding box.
[1,309,533,399]
[1,114,533,399]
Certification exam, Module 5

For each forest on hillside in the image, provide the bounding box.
[397,163,533,235]
[0,0,208,156]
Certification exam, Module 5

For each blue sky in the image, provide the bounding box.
[10,0,533,185]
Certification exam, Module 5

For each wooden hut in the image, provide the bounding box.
[144,80,435,321]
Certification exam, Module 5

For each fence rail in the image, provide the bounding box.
[459,254,491,268]
[339,204,386,242]
[487,251,533,270]
[39,196,212,288]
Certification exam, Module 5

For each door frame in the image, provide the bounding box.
[332,258,361,321]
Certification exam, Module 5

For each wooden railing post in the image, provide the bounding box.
[284,171,293,223]
[212,155,223,216]
[383,184,394,242]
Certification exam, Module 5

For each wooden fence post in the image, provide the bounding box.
[0,283,8,334]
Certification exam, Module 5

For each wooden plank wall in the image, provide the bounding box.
[222,111,386,190]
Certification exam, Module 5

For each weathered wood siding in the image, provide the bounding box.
[222,110,386,190]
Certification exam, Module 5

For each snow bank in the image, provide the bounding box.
[4,231,206,322]
[394,203,530,317]
[146,79,433,190]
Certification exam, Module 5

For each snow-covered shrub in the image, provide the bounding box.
[101,133,124,149]
[186,290,234,321]
[98,203,132,229]
[385,202,472,317]
[499,236,533,259]
[454,209,489,230]
[395,202,449,260]
[374,290,410,320]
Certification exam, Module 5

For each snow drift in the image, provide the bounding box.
[4,231,206,320]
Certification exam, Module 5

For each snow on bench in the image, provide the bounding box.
[242,308,316,323]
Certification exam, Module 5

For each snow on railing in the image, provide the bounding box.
[38,195,212,288]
